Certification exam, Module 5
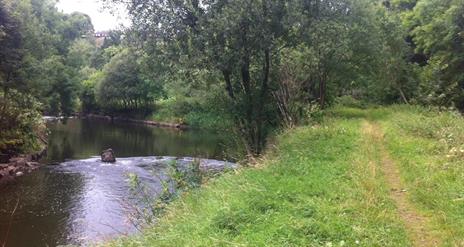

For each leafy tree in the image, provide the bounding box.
[98,49,162,115]
[0,0,23,94]
[67,39,95,68]
[80,69,103,113]
[109,0,302,154]
[0,0,46,154]
[0,90,44,155]
[41,55,79,115]
[403,0,464,110]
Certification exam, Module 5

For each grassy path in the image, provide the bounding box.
[363,121,440,246]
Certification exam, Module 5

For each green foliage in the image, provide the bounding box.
[125,160,206,230]
[0,90,45,154]
[0,0,23,91]
[167,159,203,190]
[334,96,366,109]
[80,69,103,113]
[126,172,174,228]
[0,0,103,153]
[0,0,100,117]
[67,39,95,68]
[97,48,163,115]
[402,0,464,110]
[151,86,234,130]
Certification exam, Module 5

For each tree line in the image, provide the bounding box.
[1,0,463,156]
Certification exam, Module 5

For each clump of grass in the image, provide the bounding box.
[167,159,204,190]
[124,159,206,231]
[125,173,174,230]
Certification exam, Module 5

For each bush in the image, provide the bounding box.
[151,93,234,130]
[0,90,45,155]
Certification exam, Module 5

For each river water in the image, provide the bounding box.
[0,118,239,247]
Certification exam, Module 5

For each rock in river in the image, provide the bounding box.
[101,148,116,163]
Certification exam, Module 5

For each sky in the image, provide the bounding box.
[56,0,130,31]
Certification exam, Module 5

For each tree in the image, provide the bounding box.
[80,69,103,114]
[67,39,95,68]
[98,49,162,114]
[0,0,23,94]
[110,0,300,155]
[0,0,45,154]
[403,0,464,110]
[41,55,79,116]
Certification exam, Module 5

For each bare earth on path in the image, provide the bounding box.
[362,121,441,247]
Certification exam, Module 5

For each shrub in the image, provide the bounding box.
[0,90,45,155]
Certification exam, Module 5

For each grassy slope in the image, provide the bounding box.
[109,105,464,246]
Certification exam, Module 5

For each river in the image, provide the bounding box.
[0,118,239,247]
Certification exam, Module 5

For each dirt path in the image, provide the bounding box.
[362,121,441,247]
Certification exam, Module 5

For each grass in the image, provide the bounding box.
[107,105,464,246]
[379,105,464,246]
[149,97,234,130]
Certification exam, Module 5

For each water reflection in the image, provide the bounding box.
[0,168,85,246]
[45,118,237,163]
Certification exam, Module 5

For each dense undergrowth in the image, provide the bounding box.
[0,91,46,155]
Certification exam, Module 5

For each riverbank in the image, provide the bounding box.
[0,149,46,184]
[80,114,189,130]
[109,105,464,246]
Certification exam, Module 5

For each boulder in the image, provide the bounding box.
[101,148,116,163]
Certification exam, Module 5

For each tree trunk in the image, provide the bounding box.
[241,55,256,154]
[222,70,235,99]
[255,48,271,154]
[398,87,409,104]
